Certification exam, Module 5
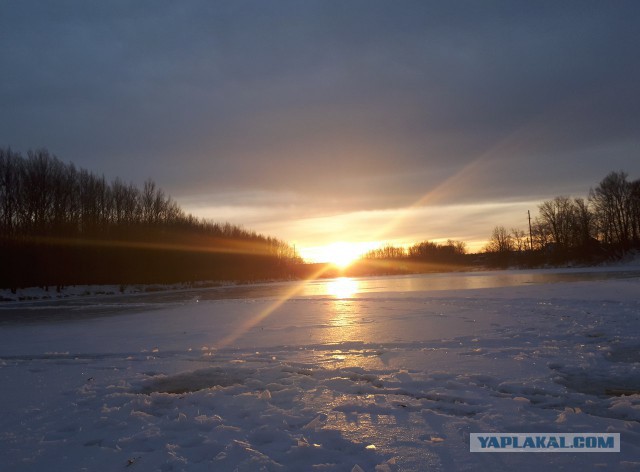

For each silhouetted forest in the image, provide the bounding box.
[483,171,640,267]
[352,170,639,272]
[0,148,302,289]
[343,239,471,277]
[2,147,638,289]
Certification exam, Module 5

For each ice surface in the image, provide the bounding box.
[1,271,639,471]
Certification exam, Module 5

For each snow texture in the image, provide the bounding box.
[1,269,639,471]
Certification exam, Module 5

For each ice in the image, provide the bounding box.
[0,271,639,470]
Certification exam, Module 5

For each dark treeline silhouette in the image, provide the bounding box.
[0,148,301,289]
[348,170,639,274]
[484,170,640,267]
[346,239,470,276]
[3,148,636,287]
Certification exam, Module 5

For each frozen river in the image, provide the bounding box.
[1,267,639,471]
[2,265,640,320]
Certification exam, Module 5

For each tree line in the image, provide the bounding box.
[363,239,467,262]
[484,170,640,266]
[351,170,639,273]
[344,239,469,276]
[0,148,301,289]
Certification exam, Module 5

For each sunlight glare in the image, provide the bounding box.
[312,242,363,268]
[327,277,359,299]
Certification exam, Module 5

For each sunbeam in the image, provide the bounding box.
[367,116,552,244]
[212,264,333,350]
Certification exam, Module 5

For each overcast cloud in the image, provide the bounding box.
[1,1,639,251]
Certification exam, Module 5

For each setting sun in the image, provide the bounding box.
[299,241,384,267]
[317,242,361,268]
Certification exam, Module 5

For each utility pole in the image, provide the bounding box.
[528,210,533,251]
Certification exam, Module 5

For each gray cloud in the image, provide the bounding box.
[1,0,639,220]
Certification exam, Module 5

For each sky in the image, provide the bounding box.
[1,1,639,261]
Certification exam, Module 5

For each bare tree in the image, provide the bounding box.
[538,196,577,250]
[572,198,593,248]
[364,244,407,259]
[484,226,513,253]
[589,171,633,248]
[631,179,640,244]
[0,149,22,235]
[21,151,48,232]
[443,239,465,255]
[531,218,552,251]
[510,228,527,252]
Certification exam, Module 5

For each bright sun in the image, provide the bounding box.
[317,242,362,268]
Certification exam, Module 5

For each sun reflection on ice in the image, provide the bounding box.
[326,277,359,299]
[323,277,374,355]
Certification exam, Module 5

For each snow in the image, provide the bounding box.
[1,270,640,471]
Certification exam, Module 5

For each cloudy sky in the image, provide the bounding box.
[2,1,639,260]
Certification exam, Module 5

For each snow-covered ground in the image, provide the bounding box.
[1,271,639,471]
